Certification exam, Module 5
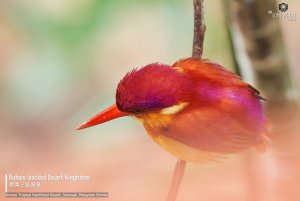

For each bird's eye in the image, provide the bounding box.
[132,109,143,114]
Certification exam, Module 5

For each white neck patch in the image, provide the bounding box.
[160,102,189,115]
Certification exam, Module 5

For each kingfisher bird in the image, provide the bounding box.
[77,58,270,162]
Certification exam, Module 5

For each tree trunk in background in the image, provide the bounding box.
[224,0,297,104]
[224,0,300,201]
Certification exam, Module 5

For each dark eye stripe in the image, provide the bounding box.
[132,109,143,114]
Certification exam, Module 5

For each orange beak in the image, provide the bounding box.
[76,103,129,130]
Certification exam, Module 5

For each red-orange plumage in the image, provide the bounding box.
[168,59,268,151]
[77,58,270,162]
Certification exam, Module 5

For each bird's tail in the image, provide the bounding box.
[255,119,272,152]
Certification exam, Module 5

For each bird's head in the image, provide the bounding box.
[77,63,193,130]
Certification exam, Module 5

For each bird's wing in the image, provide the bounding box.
[172,58,263,99]
[164,103,269,154]
[169,58,270,153]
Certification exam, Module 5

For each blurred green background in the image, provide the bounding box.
[1,0,299,201]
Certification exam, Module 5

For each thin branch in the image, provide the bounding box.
[165,160,187,201]
[192,0,205,58]
[165,1,205,201]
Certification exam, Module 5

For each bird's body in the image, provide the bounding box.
[78,58,269,162]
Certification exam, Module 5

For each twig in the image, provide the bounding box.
[165,160,187,201]
[192,0,205,59]
[165,1,205,200]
